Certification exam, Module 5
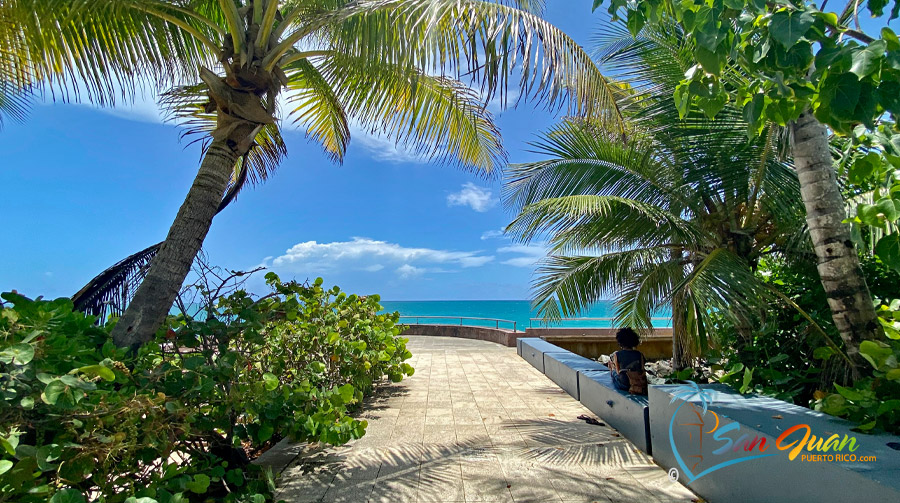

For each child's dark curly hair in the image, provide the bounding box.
[615,327,640,349]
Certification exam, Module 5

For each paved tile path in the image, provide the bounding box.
[272,336,697,503]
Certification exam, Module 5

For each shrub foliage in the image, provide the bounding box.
[0,272,412,502]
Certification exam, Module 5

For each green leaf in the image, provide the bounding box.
[695,46,722,76]
[36,444,62,471]
[859,340,893,369]
[262,373,279,391]
[769,10,814,48]
[886,368,900,380]
[881,317,900,340]
[739,367,754,393]
[627,9,645,36]
[338,384,355,403]
[257,424,274,443]
[0,343,34,365]
[850,41,886,78]
[875,197,900,222]
[185,474,211,494]
[819,393,848,414]
[41,380,67,405]
[674,82,691,118]
[813,346,836,360]
[821,72,861,120]
[883,27,900,51]
[0,460,12,475]
[768,353,789,364]
[49,489,86,503]
[76,364,115,382]
[875,234,900,273]
[856,420,878,431]
[834,383,864,401]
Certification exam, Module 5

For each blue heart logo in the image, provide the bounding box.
[668,383,776,482]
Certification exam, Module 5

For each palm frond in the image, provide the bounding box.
[532,247,674,321]
[284,57,350,162]
[313,53,505,172]
[0,80,32,127]
[320,0,625,131]
[72,242,161,321]
[503,121,684,212]
[0,0,219,110]
[508,195,706,251]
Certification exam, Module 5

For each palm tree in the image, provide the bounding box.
[503,26,808,368]
[10,0,619,350]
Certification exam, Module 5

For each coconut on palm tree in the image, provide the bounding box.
[503,25,810,368]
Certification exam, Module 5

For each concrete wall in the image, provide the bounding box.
[528,328,673,360]
[399,324,673,359]
[400,324,521,347]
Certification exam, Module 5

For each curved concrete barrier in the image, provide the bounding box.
[400,324,521,347]
[526,328,673,360]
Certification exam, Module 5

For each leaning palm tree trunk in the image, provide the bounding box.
[790,111,881,365]
[112,135,248,349]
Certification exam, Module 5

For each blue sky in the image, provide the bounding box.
[0,2,602,301]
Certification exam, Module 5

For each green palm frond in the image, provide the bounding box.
[0,80,32,127]
[321,0,625,131]
[509,195,706,251]
[674,249,775,324]
[614,257,685,330]
[503,121,682,211]
[0,0,218,109]
[284,58,350,162]
[532,247,674,321]
[311,53,505,172]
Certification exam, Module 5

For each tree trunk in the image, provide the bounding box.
[790,111,881,367]
[110,138,240,350]
[671,292,690,371]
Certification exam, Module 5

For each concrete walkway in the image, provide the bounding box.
[272,336,697,503]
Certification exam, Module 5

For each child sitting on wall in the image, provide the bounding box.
[609,327,648,395]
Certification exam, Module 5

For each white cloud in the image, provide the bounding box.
[447,183,497,212]
[481,228,506,240]
[267,237,494,275]
[485,88,521,114]
[396,264,425,279]
[51,84,167,124]
[498,243,548,267]
[348,124,428,164]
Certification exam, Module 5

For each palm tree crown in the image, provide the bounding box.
[504,25,808,361]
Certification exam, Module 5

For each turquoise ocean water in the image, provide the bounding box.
[379,300,671,331]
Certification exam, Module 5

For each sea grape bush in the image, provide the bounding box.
[814,297,900,434]
[0,273,412,502]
